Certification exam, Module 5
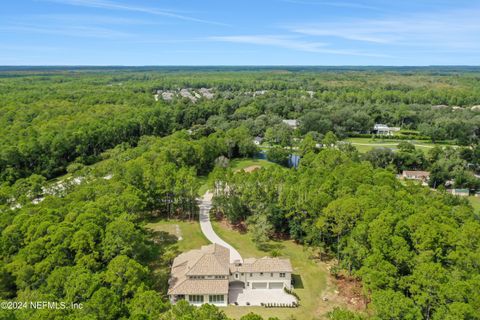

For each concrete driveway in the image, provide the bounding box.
[228,288,297,306]
[198,191,243,263]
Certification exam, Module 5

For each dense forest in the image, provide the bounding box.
[212,147,480,319]
[1,67,479,183]
[0,133,257,319]
[1,67,479,319]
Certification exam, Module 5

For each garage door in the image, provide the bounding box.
[269,282,284,289]
[252,282,267,289]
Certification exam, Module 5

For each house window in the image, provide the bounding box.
[209,295,224,303]
[235,273,239,279]
[250,273,253,277]
[280,273,286,278]
[189,295,204,303]
[260,272,263,276]
[241,273,244,276]
[271,273,273,277]
[247,282,249,286]
[215,275,224,279]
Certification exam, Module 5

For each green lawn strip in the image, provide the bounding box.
[211,220,335,320]
[468,196,480,215]
[197,159,279,196]
[229,158,279,171]
[344,137,458,153]
[197,175,210,196]
[144,219,209,253]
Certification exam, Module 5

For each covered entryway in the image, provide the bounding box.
[269,282,284,289]
[252,282,268,289]
[229,281,245,289]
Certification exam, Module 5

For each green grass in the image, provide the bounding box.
[143,201,347,319]
[211,221,345,320]
[144,219,209,253]
[468,196,480,215]
[197,176,210,196]
[345,137,458,153]
[229,158,279,171]
[197,158,279,196]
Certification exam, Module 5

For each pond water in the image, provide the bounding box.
[257,151,300,168]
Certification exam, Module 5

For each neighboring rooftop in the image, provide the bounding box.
[403,170,430,178]
[282,119,298,128]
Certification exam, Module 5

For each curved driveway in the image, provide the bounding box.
[198,191,243,263]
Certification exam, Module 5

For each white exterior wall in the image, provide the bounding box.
[230,272,292,289]
[184,294,227,306]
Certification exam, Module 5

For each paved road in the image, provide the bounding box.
[198,191,243,263]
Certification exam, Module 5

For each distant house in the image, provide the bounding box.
[373,124,400,136]
[253,136,263,145]
[447,189,470,197]
[432,105,450,110]
[475,191,480,198]
[402,170,430,185]
[282,119,298,129]
[168,244,293,306]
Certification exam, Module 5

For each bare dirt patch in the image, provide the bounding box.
[240,165,261,173]
[333,274,367,311]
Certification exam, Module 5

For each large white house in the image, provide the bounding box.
[168,244,293,306]
[373,124,400,136]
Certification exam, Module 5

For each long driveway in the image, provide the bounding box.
[198,191,243,263]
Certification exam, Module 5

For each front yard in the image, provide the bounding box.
[211,221,350,320]
[144,218,353,319]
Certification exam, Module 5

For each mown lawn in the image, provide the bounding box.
[345,137,457,153]
[229,158,279,171]
[144,219,209,253]
[212,220,345,320]
[468,196,480,215]
[197,158,279,196]
[143,208,347,319]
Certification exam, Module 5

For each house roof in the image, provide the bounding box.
[186,252,230,276]
[168,279,229,295]
[232,257,293,273]
[168,245,293,296]
[374,124,390,130]
[168,244,230,295]
[173,243,230,276]
[282,119,298,127]
[403,170,430,177]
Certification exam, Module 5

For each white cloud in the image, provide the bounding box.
[41,0,228,26]
[281,0,381,11]
[288,7,480,49]
[207,35,391,57]
[0,25,133,38]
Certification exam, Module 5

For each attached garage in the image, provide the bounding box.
[268,282,284,289]
[252,282,268,289]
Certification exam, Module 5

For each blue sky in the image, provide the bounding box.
[1,0,480,65]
